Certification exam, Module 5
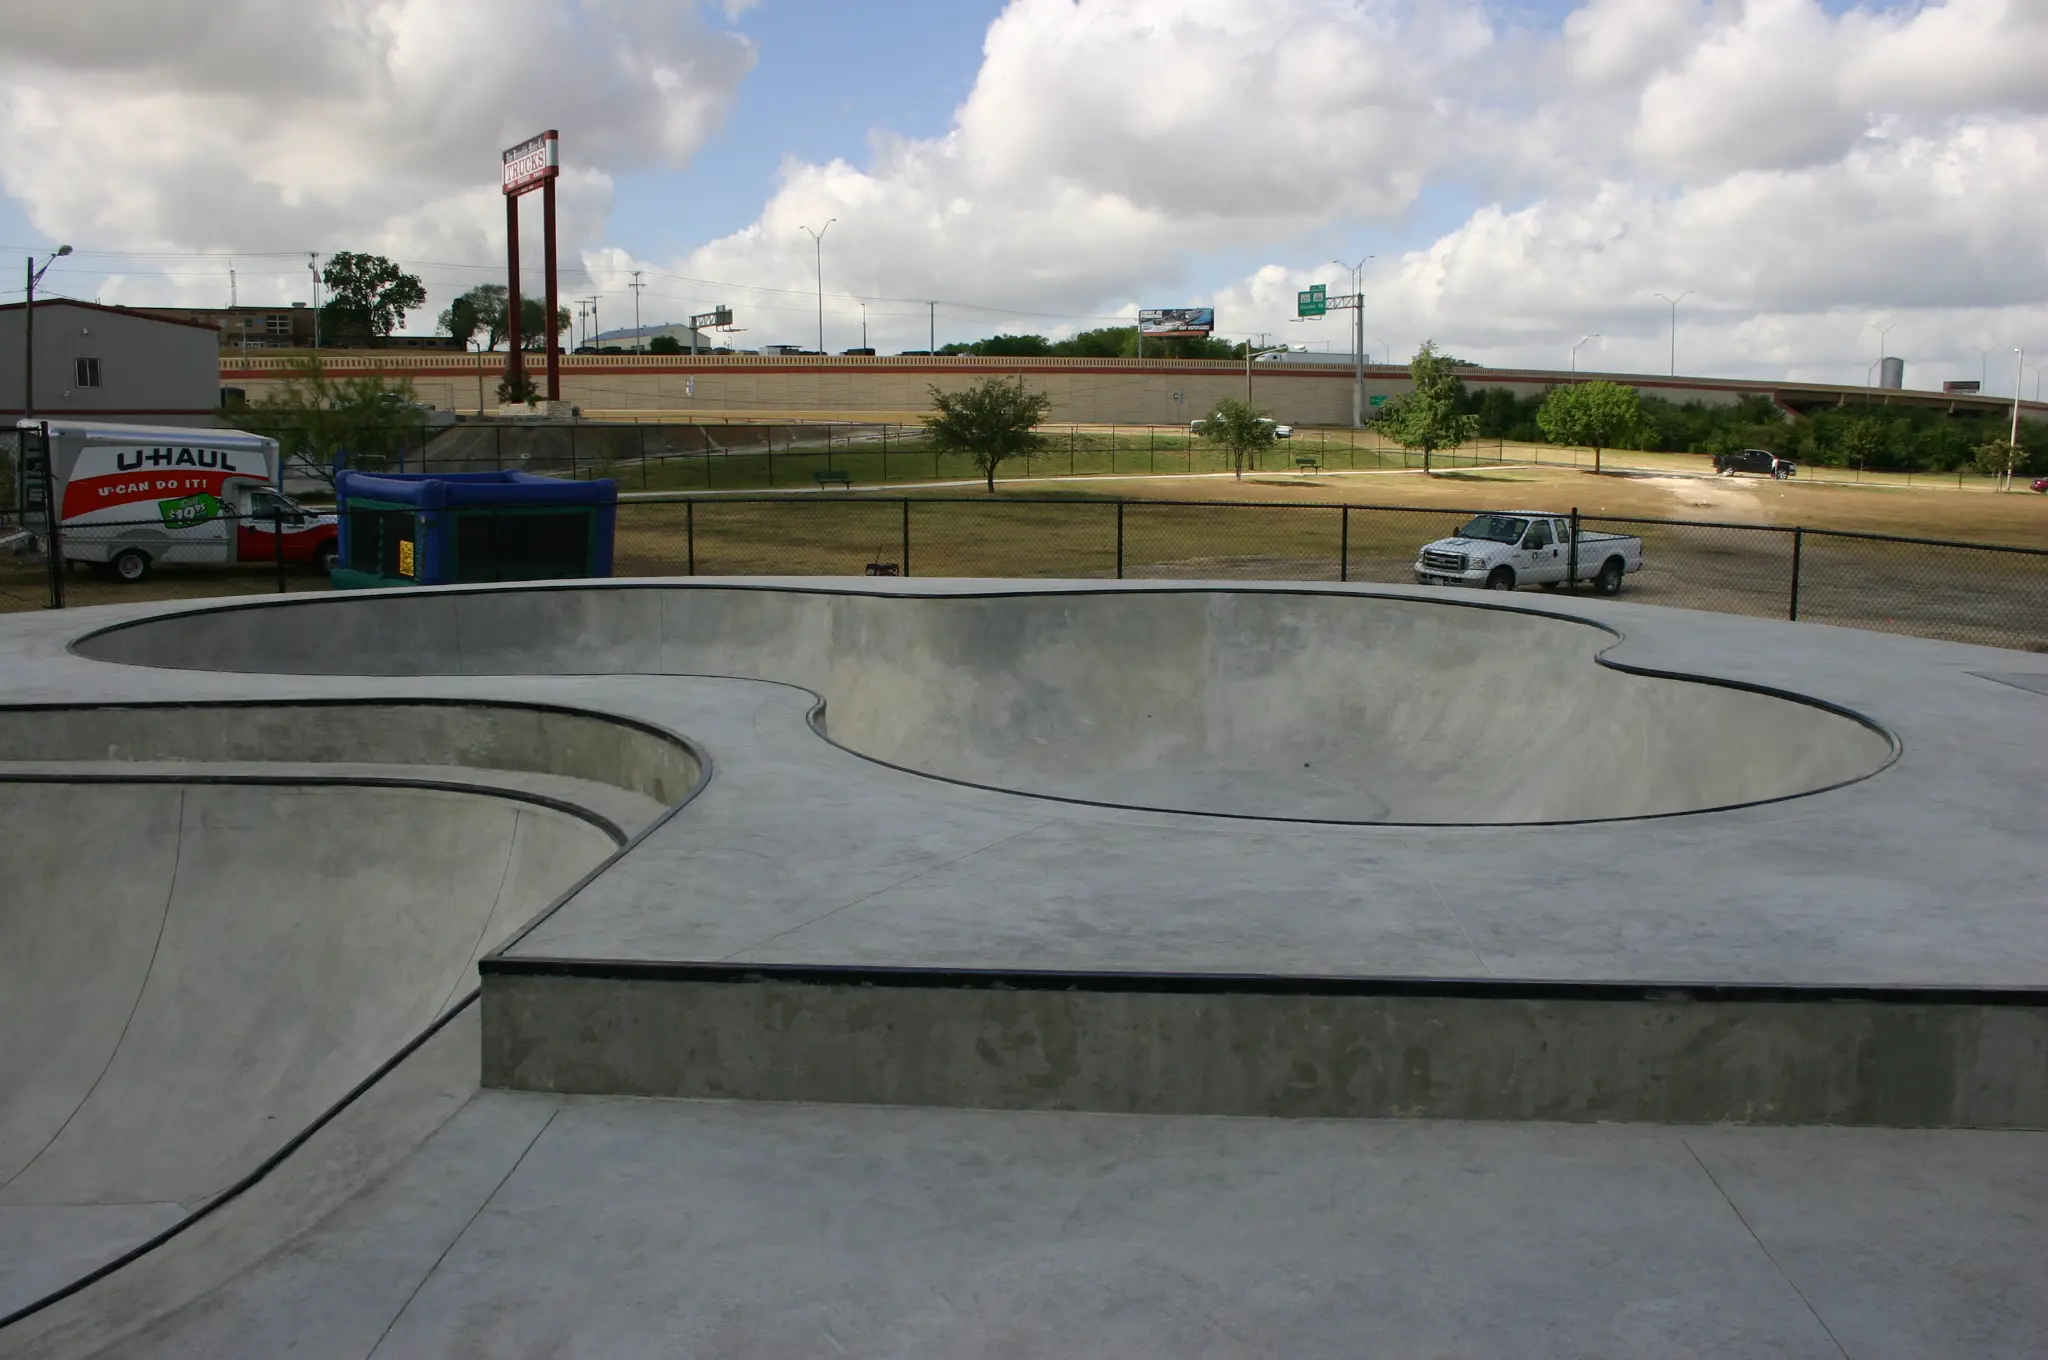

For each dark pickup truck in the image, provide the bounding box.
[1714,448,1796,479]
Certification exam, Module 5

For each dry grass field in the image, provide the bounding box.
[6,433,2042,651]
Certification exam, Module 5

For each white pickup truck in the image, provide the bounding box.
[1414,512,1644,595]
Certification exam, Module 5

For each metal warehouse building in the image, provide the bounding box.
[0,299,221,427]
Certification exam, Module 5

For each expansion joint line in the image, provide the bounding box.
[1682,1138,1850,1359]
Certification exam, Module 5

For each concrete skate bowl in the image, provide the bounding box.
[74,586,1897,825]
[0,700,701,1321]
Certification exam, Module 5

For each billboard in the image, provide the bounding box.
[503,130,560,195]
[1139,307,1214,338]
[1943,380,1980,394]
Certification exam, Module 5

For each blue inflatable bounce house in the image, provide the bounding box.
[332,470,616,588]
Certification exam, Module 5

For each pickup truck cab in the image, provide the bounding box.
[1414,512,1644,595]
[1714,448,1796,479]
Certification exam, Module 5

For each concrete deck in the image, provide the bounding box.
[1,579,2043,1352]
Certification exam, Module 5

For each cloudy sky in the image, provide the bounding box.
[2,0,2042,393]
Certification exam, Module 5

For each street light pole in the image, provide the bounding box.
[1865,321,1896,389]
[630,270,644,352]
[2011,347,2024,490]
[23,245,72,425]
[859,302,867,353]
[1972,346,1993,390]
[1332,256,1371,427]
[800,220,835,354]
[1572,334,1599,373]
[1653,292,1693,376]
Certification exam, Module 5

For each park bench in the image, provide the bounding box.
[815,470,852,490]
[1294,456,1321,473]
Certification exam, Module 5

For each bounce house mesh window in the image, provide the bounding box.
[453,511,591,582]
[348,508,415,576]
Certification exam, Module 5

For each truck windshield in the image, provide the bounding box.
[1455,515,1528,544]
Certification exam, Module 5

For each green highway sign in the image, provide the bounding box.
[1369,394,1388,407]
[1296,284,1326,318]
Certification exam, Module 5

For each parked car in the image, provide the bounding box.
[1187,417,1291,438]
[1414,512,1644,595]
[1714,448,1796,479]
[2031,477,2048,493]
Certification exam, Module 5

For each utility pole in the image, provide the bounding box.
[629,270,645,352]
[587,295,600,351]
[799,220,835,354]
[929,301,936,354]
[859,301,867,353]
[1654,291,1692,376]
[309,253,322,350]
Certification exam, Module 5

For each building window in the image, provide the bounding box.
[75,357,101,388]
[266,313,291,335]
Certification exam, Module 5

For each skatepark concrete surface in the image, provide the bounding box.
[73,586,1895,824]
[1,578,2044,1354]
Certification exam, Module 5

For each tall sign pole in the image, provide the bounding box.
[1297,282,1367,427]
[502,130,561,405]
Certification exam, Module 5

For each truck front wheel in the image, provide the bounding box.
[111,549,152,584]
[1593,558,1624,596]
[1485,566,1516,591]
[315,540,341,572]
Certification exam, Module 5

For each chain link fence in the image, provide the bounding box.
[263,419,1516,494]
[4,489,2045,653]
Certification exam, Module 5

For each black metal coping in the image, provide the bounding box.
[479,956,2048,1008]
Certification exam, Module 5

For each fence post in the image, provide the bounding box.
[639,424,648,489]
[1568,506,1580,591]
[768,438,775,488]
[274,507,287,593]
[569,424,577,479]
[1788,527,1803,621]
[1115,500,1125,579]
[901,498,911,577]
[1069,425,1075,477]
[686,500,695,576]
[39,424,63,609]
[881,425,889,483]
[1340,505,1350,581]
[1110,427,1116,476]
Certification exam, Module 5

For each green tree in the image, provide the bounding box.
[239,357,428,489]
[439,294,480,348]
[923,376,1051,492]
[1839,417,1884,470]
[648,334,684,355]
[519,297,571,351]
[1536,379,1644,474]
[319,252,427,346]
[450,284,508,349]
[1197,397,1277,480]
[1377,341,1478,473]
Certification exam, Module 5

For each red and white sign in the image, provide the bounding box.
[503,130,560,195]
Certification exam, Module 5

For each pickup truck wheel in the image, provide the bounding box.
[111,549,151,584]
[1593,558,1624,596]
[315,540,341,572]
[1485,566,1516,591]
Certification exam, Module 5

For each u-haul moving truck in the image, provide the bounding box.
[18,419,338,583]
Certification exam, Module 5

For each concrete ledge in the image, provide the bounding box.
[479,963,2048,1129]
